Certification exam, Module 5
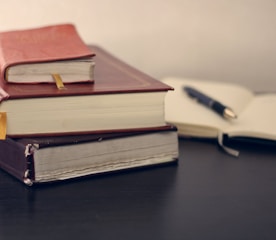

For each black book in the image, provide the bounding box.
[0,126,178,186]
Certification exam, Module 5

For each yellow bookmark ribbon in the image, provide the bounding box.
[0,112,7,140]
[52,73,66,90]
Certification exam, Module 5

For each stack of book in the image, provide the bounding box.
[0,24,178,186]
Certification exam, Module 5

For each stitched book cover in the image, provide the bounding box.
[0,45,173,137]
[0,24,95,84]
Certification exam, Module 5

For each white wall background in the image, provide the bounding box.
[1,0,276,91]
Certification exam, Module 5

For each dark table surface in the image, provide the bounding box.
[0,137,276,240]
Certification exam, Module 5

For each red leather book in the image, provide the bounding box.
[0,45,173,137]
[0,24,95,83]
[0,126,178,185]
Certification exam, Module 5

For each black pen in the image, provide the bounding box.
[183,86,237,120]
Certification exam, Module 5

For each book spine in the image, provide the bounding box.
[0,139,33,185]
[0,87,9,102]
[23,144,36,186]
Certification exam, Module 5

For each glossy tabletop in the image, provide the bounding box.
[1,138,276,240]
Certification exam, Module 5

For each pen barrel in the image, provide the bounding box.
[211,101,225,115]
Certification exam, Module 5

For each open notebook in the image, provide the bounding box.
[162,77,276,156]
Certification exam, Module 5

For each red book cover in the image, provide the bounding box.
[0,24,95,85]
[0,44,173,137]
[0,45,172,101]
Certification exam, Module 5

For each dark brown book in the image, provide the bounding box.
[0,24,95,84]
[0,126,178,186]
[0,45,173,137]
